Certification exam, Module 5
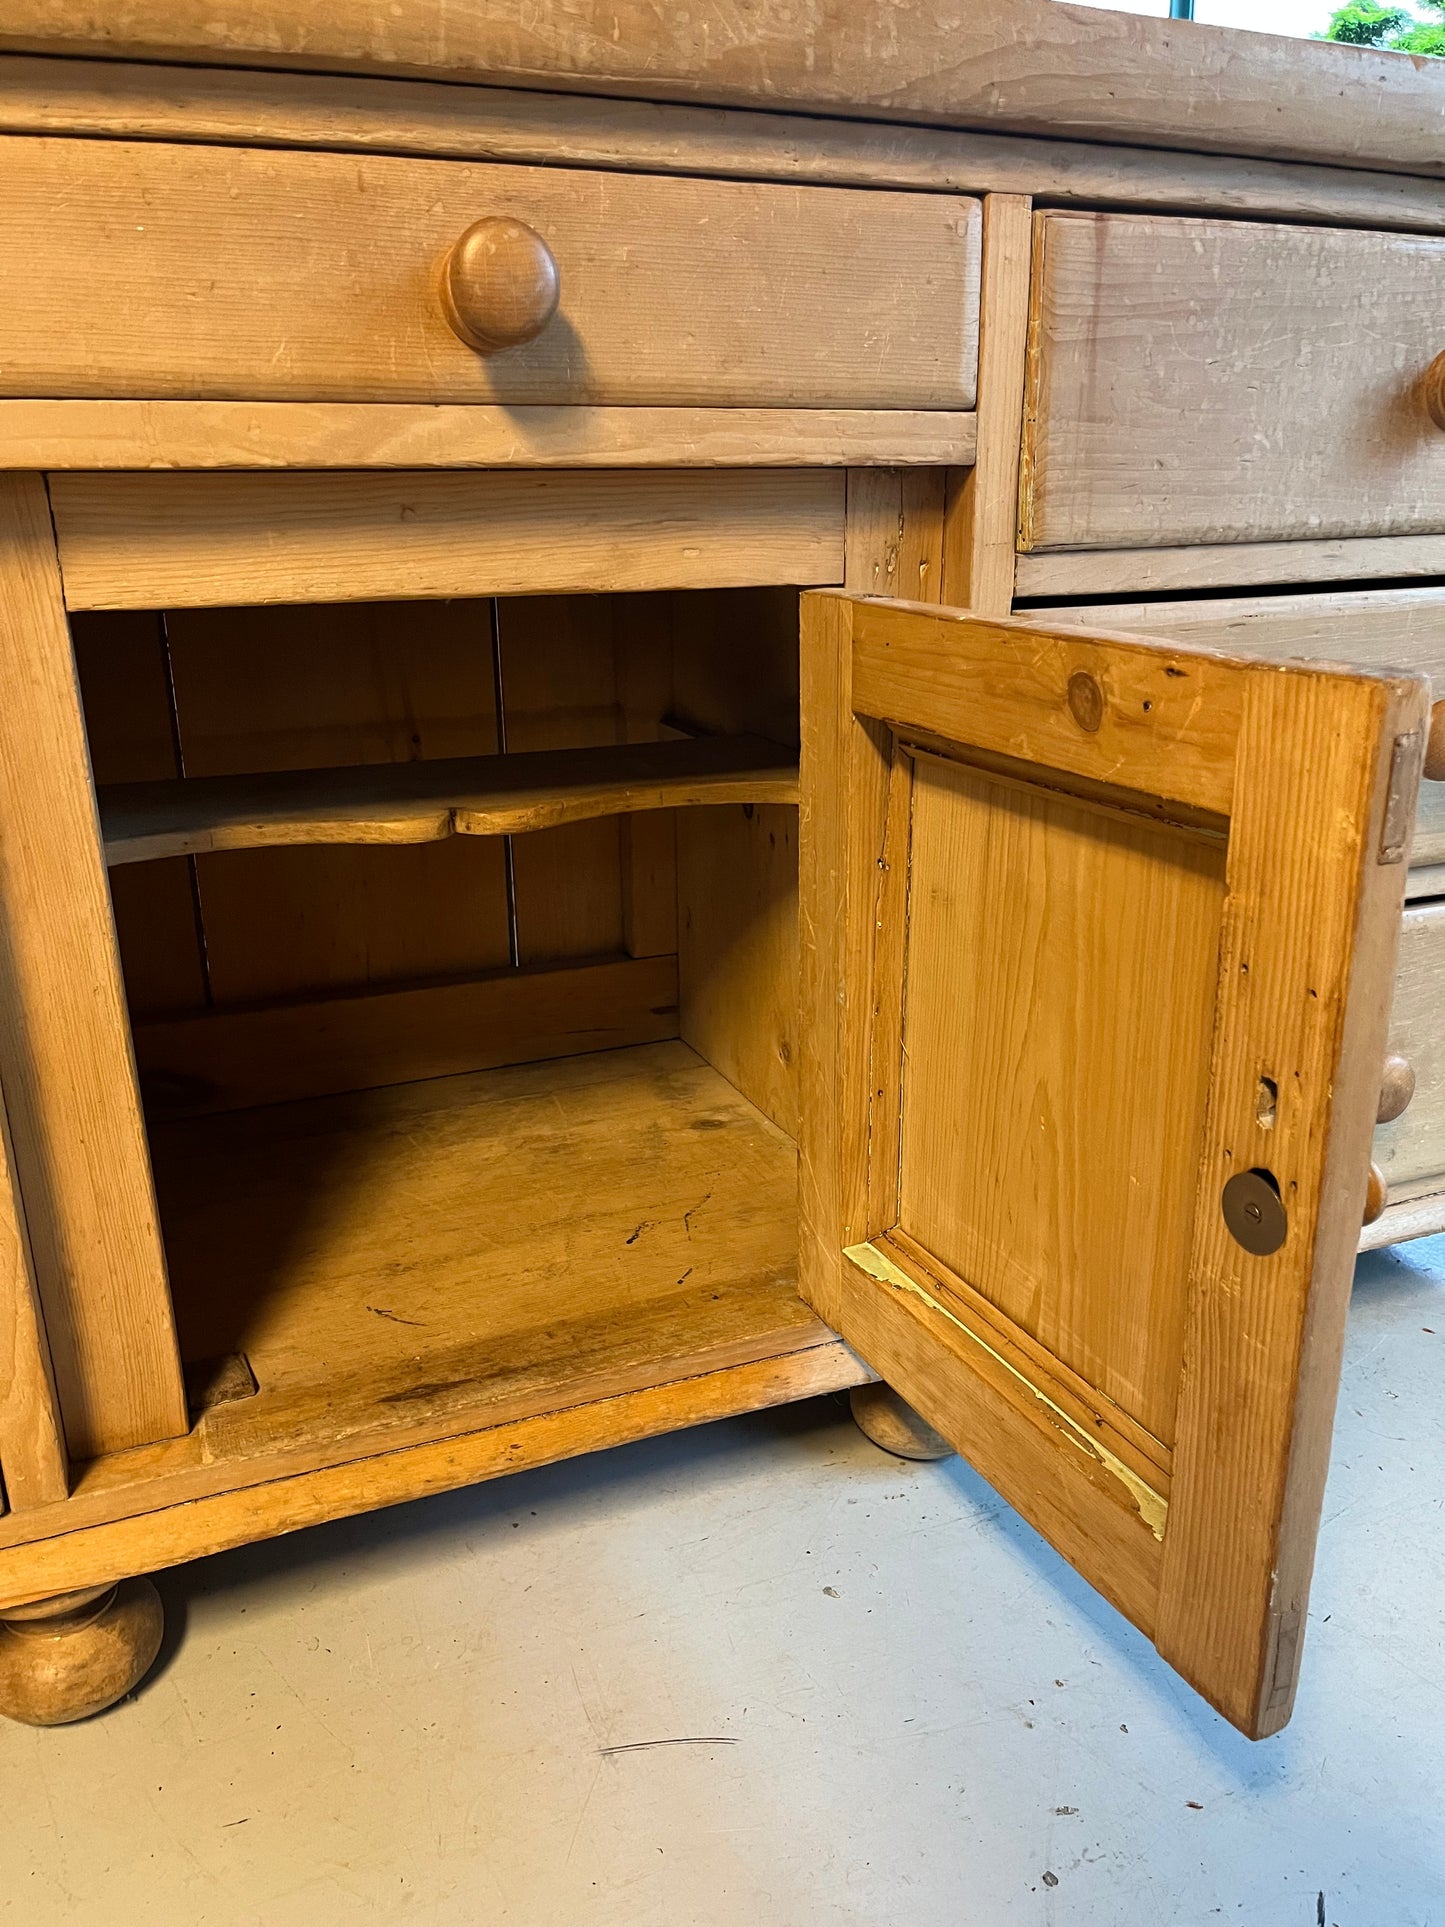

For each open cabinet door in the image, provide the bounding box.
[799,590,1426,1738]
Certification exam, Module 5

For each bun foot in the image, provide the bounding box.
[850,1382,953,1461]
[0,1579,163,1726]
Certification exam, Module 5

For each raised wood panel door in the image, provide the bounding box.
[799,591,1425,1737]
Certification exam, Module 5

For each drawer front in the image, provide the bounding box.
[1036,587,1445,862]
[1376,901,1445,1191]
[0,137,980,409]
[1021,212,1445,553]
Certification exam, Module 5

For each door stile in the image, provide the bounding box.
[1156,665,1422,1735]
[799,588,891,1337]
[862,745,913,1243]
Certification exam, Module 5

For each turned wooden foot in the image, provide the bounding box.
[850,1382,953,1461]
[0,1579,163,1726]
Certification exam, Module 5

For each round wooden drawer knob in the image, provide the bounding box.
[1424,351,1445,433]
[1363,1161,1389,1227]
[1377,1053,1416,1124]
[1425,699,1445,783]
[441,217,560,354]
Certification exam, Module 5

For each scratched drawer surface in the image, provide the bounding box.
[0,136,981,410]
[1020,211,1445,553]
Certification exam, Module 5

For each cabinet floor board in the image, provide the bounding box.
[0,1041,836,1577]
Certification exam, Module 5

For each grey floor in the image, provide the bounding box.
[3,1238,1442,1926]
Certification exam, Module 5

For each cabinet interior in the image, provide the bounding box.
[74,586,815,1468]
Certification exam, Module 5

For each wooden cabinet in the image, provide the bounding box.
[1020,212,1445,553]
[0,502,1419,1742]
[0,40,1439,1741]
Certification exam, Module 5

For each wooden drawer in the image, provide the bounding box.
[1035,587,1445,863]
[1376,900,1445,1192]
[1020,212,1445,553]
[0,137,980,409]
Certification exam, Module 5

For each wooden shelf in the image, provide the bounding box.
[148,1040,819,1469]
[98,733,799,866]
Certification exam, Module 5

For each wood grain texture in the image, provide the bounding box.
[861,750,913,1243]
[49,470,849,610]
[849,598,1245,818]
[0,54,1442,234]
[798,594,895,1343]
[133,955,679,1119]
[615,597,677,963]
[807,602,1185,1640]
[0,1338,867,1610]
[884,1225,1171,1492]
[671,588,802,1136]
[1037,588,1445,863]
[800,485,953,1339]
[836,1240,1164,1634]
[1156,664,1423,1736]
[1020,213,1445,553]
[497,595,625,968]
[99,736,799,866]
[943,194,1032,613]
[1373,901,1445,1191]
[0,400,977,473]
[803,589,1426,1735]
[843,471,947,602]
[439,214,559,355]
[162,599,512,1009]
[898,752,1226,1446]
[0,1086,67,1510]
[678,805,799,1139]
[0,136,980,408]
[71,610,209,1020]
[1015,532,1445,600]
[0,475,186,1460]
[149,1042,804,1466]
[0,1038,862,1600]
[0,5,1440,174]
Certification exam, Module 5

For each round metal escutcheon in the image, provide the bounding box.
[1221,1168,1288,1256]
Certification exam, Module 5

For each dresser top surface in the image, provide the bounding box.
[3,0,1443,180]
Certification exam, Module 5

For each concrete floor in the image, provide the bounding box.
[2,1238,1442,1926]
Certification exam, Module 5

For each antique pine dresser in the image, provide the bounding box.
[0,3,1440,1740]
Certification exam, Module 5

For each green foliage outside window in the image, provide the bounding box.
[1319,0,1445,52]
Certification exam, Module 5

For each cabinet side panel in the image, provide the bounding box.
[674,588,801,1133]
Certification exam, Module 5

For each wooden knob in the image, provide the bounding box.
[1424,351,1445,433]
[1377,1053,1416,1124]
[440,217,559,354]
[1363,1162,1389,1226]
[1425,699,1445,782]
